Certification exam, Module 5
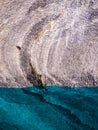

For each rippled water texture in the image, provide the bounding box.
[0,87,98,130]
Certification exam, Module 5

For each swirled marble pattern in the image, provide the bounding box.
[0,0,98,87]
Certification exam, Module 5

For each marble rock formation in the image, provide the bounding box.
[0,0,98,87]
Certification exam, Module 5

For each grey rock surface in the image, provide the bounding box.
[0,0,98,87]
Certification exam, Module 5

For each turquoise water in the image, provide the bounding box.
[0,86,98,130]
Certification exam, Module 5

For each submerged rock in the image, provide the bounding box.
[0,0,98,87]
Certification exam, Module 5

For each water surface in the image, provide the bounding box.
[0,86,98,130]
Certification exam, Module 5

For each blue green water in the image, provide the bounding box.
[0,86,98,130]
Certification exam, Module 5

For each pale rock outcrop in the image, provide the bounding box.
[0,0,98,87]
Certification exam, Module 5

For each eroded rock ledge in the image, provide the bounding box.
[0,0,98,87]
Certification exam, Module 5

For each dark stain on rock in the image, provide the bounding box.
[88,9,98,21]
[71,0,86,8]
[27,0,62,14]
[29,14,60,38]
[27,61,46,89]
[78,72,98,86]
